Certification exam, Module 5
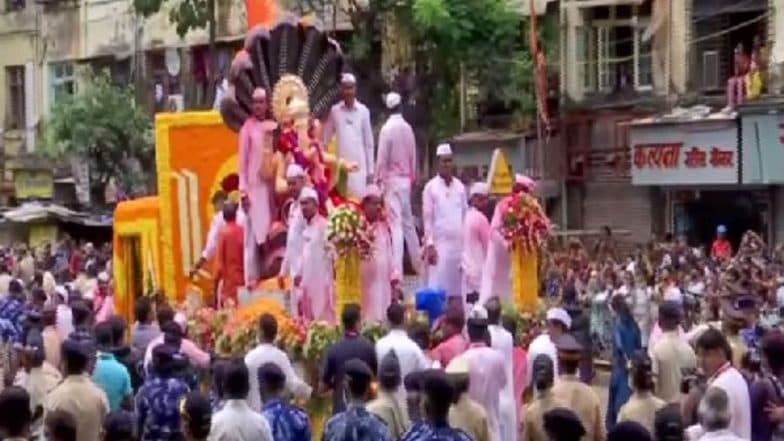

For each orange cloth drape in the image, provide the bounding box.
[246,0,279,28]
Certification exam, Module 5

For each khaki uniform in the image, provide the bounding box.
[367,391,410,439]
[617,391,666,435]
[449,395,491,441]
[523,390,565,441]
[651,330,697,403]
[551,374,605,441]
[44,375,109,441]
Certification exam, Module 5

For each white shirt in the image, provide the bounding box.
[323,101,375,174]
[202,209,247,260]
[526,333,558,388]
[376,329,429,380]
[710,366,751,440]
[693,429,747,441]
[422,175,467,247]
[208,399,274,441]
[55,304,74,339]
[244,342,312,412]
[279,200,304,277]
[664,285,683,304]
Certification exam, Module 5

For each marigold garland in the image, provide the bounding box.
[498,192,551,252]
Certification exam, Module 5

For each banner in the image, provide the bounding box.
[14,169,53,200]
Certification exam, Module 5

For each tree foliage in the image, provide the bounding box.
[41,69,155,196]
[134,0,211,38]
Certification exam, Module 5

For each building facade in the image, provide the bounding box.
[551,0,784,248]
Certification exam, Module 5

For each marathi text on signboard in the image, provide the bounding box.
[14,169,54,200]
[630,120,739,186]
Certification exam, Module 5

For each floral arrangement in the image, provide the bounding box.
[278,317,308,359]
[498,192,552,253]
[502,303,546,349]
[302,321,341,361]
[327,203,373,259]
[360,321,387,343]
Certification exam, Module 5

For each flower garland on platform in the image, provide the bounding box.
[328,203,373,316]
[498,192,551,312]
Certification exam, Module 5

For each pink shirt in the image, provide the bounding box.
[375,114,417,183]
[431,333,468,367]
[143,335,211,371]
[462,207,490,293]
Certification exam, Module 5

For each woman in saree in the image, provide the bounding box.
[606,292,642,430]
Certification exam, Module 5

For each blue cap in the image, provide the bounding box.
[717,225,727,234]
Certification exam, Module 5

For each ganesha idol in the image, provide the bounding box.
[219,14,357,281]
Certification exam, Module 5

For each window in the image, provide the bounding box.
[5,0,24,12]
[49,62,75,105]
[5,66,25,130]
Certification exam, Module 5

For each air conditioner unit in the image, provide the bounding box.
[166,94,184,112]
[702,50,720,90]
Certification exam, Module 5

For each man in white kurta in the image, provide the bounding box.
[191,191,247,276]
[360,185,399,322]
[462,182,490,298]
[323,73,374,199]
[376,92,421,276]
[480,174,536,305]
[486,298,516,441]
[423,143,467,299]
[278,164,307,283]
[291,187,335,323]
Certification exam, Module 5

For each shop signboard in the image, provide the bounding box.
[14,168,54,200]
[740,111,784,184]
[629,119,739,186]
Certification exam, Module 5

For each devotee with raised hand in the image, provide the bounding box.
[651,301,696,404]
[689,328,751,439]
[361,185,400,321]
[422,143,467,299]
[524,355,563,441]
[551,334,605,441]
[245,313,311,413]
[143,305,210,373]
[323,358,393,441]
[461,305,506,441]
[291,187,334,322]
[209,359,274,441]
[526,307,570,390]
[323,73,374,198]
[238,87,277,286]
[618,352,666,434]
[462,183,490,303]
[375,91,422,277]
[485,298,516,441]
[45,339,109,441]
[258,362,312,441]
[446,356,491,441]
[480,173,535,305]
[323,304,378,415]
[368,351,410,439]
[542,408,586,441]
[278,163,308,288]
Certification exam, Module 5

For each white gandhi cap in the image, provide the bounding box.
[436,143,453,157]
[469,182,489,197]
[385,92,401,109]
[341,73,357,85]
[298,186,318,202]
[286,163,305,179]
[546,307,572,330]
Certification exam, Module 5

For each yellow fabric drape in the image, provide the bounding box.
[511,243,539,313]
[335,250,361,317]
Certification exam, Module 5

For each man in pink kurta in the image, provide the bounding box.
[479,174,536,305]
[375,92,422,276]
[360,185,399,322]
[238,88,277,286]
[462,182,490,300]
[292,187,335,323]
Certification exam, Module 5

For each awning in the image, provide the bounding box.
[1,202,112,227]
